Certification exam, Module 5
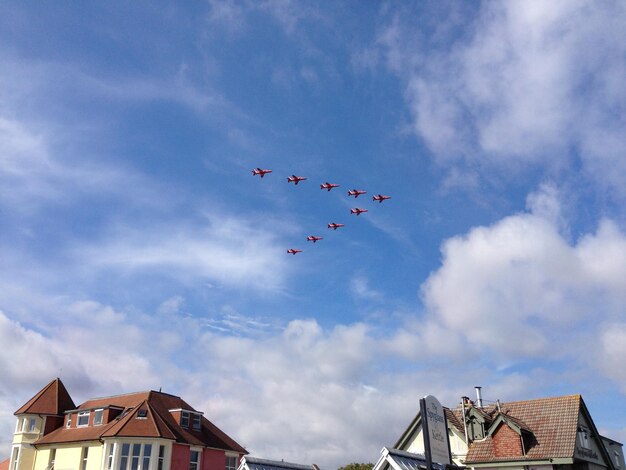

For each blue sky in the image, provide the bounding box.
[1,1,626,468]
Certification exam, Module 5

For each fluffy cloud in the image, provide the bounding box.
[378,1,626,195]
[421,186,626,363]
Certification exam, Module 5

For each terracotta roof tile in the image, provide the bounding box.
[464,395,581,463]
[15,378,76,416]
[34,389,246,454]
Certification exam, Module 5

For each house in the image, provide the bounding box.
[393,389,625,470]
[237,456,318,470]
[372,447,455,470]
[8,378,247,470]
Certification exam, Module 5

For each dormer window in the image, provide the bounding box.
[137,409,148,419]
[94,409,104,426]
[77,411,90,427]
[192,414,201,430]
[66,415,71,428]
[181,411,190,428]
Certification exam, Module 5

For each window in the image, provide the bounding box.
[11,447,20,470]
[77,411,90,427]
[189,450,200,470]
[131,444,141,470]
[28,417,37,432]
[47,448,56,470]
[226,455,238,470]
[107,444,114,470]
[192,414,201,430]
[94,409,104,426]
[181,411,190,428]
[81,447,89,470]
[66,414,71,428]
[143,444,152,470]
[119,443,131,470]
[137,409,148,419]
[615,450,621,469]
[117,443,152,470]
[157,445,165,470]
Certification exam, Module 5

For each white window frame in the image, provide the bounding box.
[225,454,238,470]
[181,411,190,428]
[77,411,90,427]
[11,446,20,470]
[66,414,72,428]
[28,417,37,433]
[94,409,104,426]
[47,448,56,470]
[192,413,201,431]
[157,445,166,470]
[111,440,157,470]
[189,448,201,470]
[80,446,89,470]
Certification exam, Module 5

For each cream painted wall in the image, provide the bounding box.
[46,442,102,470]
[403,424,468,465]
[33,447,53,470]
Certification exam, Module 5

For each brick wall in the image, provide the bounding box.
[492,424,523,458]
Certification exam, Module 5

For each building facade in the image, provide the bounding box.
[394,392,625,470]
[7,378,247,470]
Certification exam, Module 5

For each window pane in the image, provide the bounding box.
[158,445,165,470]
[192,414,201,430]
[131,444,141,470]
[78,412,90,426]
[94,410,104,425]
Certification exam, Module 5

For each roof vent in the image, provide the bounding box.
[475,386,484,408]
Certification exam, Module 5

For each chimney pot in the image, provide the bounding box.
[475,386,484,408]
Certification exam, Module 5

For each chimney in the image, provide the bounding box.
[475,386,483,408]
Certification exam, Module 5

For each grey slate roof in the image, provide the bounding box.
[239,456,317,470]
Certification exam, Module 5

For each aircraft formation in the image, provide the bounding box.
[252,168,391,255]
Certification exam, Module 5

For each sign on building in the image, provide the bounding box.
[420,395,452,468]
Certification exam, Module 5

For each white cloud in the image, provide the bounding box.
[69,213,291,292]
[421,185,626,361]
[378,1,626,196]
[350,275,383,301]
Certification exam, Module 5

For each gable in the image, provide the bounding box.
[575,405,613,468]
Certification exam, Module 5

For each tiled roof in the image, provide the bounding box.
[464,395,581,463]
[34,389,246,454]
[376,447,451,470]
[0,458,8,470]
[445,408,466,438]
[240,456,316,470]
[14,378,76,416]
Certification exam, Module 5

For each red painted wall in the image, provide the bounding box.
[202,448,226,470]
[171,444,191,470]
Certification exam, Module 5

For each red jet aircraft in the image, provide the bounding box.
[307,236,323,243]
[252,168,273,177]
[327,223,345,230]
[320,182,340,191]
[348,189,366,198]
[287,249,302,255]
[350,208,368,216]
[287,175,307,185]
[372,194,391,203]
